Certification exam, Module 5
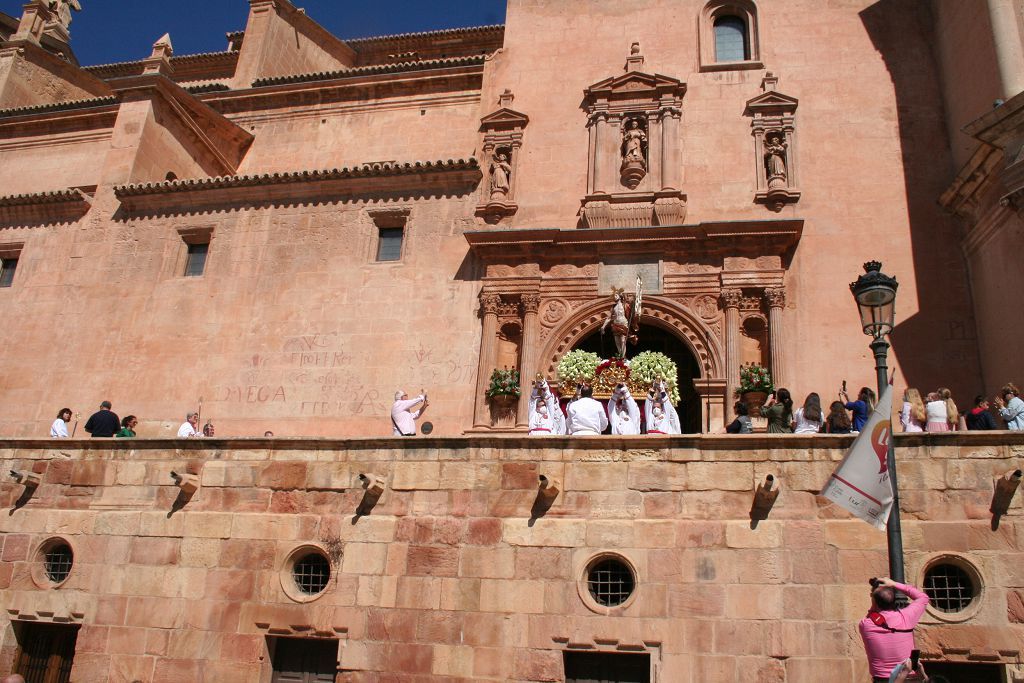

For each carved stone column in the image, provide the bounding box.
[765,288,787,389]
[721,289,742,413]
[591,112,610,194]
[660,107,682,191]
[517,293,542,426]
[473,292,502,428]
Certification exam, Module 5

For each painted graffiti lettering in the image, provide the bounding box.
[217,385,287,403]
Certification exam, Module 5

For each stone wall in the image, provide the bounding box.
[0,433,1021,681]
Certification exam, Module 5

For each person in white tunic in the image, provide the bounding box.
[528,378,563,435]
[609,384,641,435]
[567,385,608,435]
[645,380,681,435]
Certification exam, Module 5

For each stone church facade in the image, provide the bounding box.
[0,0,1022,681]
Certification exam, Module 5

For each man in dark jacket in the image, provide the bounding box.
[966,395,998,430]
[84,400,120,438]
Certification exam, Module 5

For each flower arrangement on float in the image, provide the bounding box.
[556,350,600,386]
[595,357,630,376]
[628,351,681,404]
[486,367,521,398]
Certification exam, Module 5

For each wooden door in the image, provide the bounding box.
[13,622,79,683]
[270,638,338,683]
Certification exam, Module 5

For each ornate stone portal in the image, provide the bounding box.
[580,44,687,228]
[465,220,802,432]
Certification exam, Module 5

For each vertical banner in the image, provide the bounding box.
[821,386,895,530]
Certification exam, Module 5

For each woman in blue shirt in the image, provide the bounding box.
[840,386,875,432]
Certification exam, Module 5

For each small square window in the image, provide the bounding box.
[376,227,404,262]
[184,243,208,277]
[0,257,17,287]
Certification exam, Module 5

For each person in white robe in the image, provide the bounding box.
[528,379,561,435]
[609,384,641,435]
[567,385,608,435]
[645,380,681,435]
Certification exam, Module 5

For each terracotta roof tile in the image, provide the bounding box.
[0,188,88,207]
[344,24,503,45]
[113,158,480,198]
[251,54,486,87]
[0,96,117,119]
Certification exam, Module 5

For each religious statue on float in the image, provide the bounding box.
[600,275,643,359]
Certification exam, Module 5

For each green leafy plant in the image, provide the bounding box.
[738,363,773,394]
[629,351,681,404]
[557,350,600,386]
[486,367,521,398]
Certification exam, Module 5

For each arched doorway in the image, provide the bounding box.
[573,323,704,433]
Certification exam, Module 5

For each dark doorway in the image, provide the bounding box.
[564,651,651,683]
[13,621,79,683]
[926,661,1004,683]
[269,637,338,683]
[575,323,703,433]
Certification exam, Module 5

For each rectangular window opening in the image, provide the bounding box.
[184,242,209,277]
[13,621,80,683]
[376,227,404,262]
[0,257,18,288]
[564,651,651,683]
[268,636,339,683]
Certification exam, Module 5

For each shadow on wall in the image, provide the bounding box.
[859,0,984,400]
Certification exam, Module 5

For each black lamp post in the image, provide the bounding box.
[849,260,904,582]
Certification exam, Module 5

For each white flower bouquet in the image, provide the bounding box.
[629,351,681,404]
[557,349,600,385]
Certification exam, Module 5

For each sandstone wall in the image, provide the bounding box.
[0,434,1021,681]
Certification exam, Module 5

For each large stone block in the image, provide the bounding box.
[565,462,629,491]
[627,462,687,491]
[725,520,782,548]
[503,518,586,547]
[687,462,754,491]
[391,461,441,490]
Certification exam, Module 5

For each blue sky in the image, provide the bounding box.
[1,1,507,66]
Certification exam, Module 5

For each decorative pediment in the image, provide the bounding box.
[744,90,799,117]
[584,71,686,110]
[479,107,529,131]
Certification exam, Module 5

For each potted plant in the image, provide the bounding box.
[737,363,773,414]
[486,367,520,426]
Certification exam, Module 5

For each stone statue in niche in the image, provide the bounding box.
[764,131,788,189]
[489,151,512,199]
[620,118,648,189]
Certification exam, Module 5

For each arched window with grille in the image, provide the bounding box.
[714,15,749,62]
[700,1,762,71]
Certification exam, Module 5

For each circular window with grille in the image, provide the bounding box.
[921,555,983,622]
[578,553,638,615]
[281,545,332,603]
[30,538,74,588]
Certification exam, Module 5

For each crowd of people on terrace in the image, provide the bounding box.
[48,381,1024,439]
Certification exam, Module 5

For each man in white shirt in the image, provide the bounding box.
[50,407,72,438]
[177,412,201,438]
[391,389,428,436]
[609,385,641,435]
[567,385,608,435]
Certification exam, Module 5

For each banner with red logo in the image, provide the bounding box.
[820,386,895,530]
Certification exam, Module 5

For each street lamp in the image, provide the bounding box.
[849,260,904,583]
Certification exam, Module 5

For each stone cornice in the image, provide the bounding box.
[0,429,1020,456]
[251,55,487,88]
[465,220,802,259]
[0,187,91,224]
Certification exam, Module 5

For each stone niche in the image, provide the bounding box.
[476,89,529,224]
[745,73,800,211]
[580,44,687,228]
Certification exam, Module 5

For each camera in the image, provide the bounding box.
[869,577,881,589]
